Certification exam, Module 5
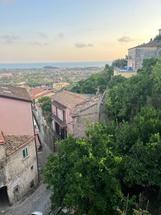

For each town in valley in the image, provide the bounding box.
[1,1,161,215]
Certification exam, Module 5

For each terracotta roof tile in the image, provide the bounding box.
[53,90,89,109]
[0,86,31,102]
[5,135,34,156]
[30,88,54,100]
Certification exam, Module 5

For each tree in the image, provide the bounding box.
[44,58,161,214]
[38,96,52,123]
[43,133,124,215]
[140,58,158,75]
[152,58,161,94]
[108,75,126,89]
[112,58,128,68]
[121,107,161,188]
[105,71,153,121]
[71,64,114,94]
[154,35,161,41]
[132,209,151,215]
[43,108,161,214]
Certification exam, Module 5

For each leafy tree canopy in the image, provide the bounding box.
[71,64,113,94]
[105,58,159,122]
[43,134,124,215]
[43,58,161,215]
[38,96,52,123]
[112,57,128,68]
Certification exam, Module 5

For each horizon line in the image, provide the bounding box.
[0,60,113,64]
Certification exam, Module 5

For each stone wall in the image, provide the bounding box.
[5,139,38,204]
[52,96,101,139]
[135,47,158,70]
[72,97,100,138]
[0,146,6,188]
[0,161,6,189]
[128,46,161,71]
[128,48,136,69]
[0,145,5,160]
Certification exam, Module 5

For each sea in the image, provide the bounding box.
[0,61,111,70]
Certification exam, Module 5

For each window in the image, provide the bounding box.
[57,108,64,121]
[63,110,66,122]
[22,148,28,159]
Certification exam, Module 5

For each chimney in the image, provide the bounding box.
[159,29,161,36]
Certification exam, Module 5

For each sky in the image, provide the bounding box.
[0,0,161,63]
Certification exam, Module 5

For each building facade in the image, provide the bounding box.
[52,90,100,139]
[0,86,38,205]
[128,29,161,71]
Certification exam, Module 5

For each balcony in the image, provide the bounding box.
[52,114,67,128]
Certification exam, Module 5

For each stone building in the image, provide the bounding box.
[52,90,100,139]
[0,86,38,205]
[128,29,161,71]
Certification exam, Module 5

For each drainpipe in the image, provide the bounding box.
[31,103,40,184]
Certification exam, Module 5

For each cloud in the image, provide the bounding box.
[28,41,48,46]
[57,33,64,39]
[0,34,20,44]
[55,32,65,40]
[37,32,48,39]
[75,43,94,48]
[118,36,133,43]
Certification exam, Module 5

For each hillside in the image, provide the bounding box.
[70,64,114,94]
[44,58,161,215]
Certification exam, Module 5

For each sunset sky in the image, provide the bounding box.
[0,0,161,63]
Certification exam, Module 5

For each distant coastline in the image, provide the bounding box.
[0,61,111,70]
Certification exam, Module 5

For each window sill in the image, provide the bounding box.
[22,155,30,161]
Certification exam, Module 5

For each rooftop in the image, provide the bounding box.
[0,132,34,156]
[129,39,161,50]
[30,87,54,100]
[53,90,90,109]
[129,30,161,50]
[0,86,31,102]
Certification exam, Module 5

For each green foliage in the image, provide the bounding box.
[38,96,51,113]
[71,64,113,94]
[141,58,158,75]
[44,109,161,213]
[133,209,151,215]
[105,58,159,121]
[119,107,161,188]
[44,58,161,214]
[152,58,161,94]
[43,134,124,215]
[108,75,126,89]
[38,96,52,123]
[117,208,151,215]
[124,133,161,187]
[44,106,161,214]
[154,35,161,41]
[27,79,53,87]
[105,73,152,121]
[112,58,128,68]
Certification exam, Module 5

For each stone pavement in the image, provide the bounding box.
[2,182,51,215]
